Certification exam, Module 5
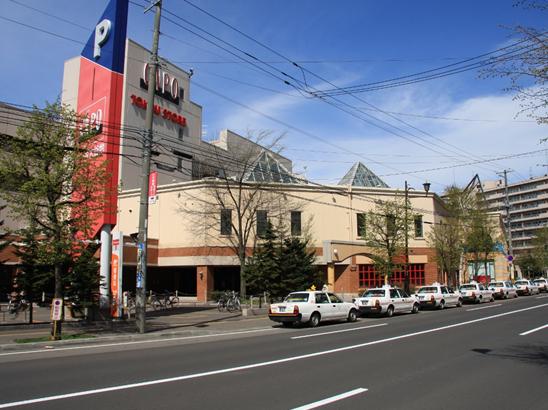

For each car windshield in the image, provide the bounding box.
[533,279,546,283]
[515,281,527,285]
[284,293,309,303]
[417,287,437,294]
[489,282,504,287]
[361,289,385,297]
[460,285,476,290]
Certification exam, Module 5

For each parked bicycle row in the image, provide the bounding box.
[268,278,547,327]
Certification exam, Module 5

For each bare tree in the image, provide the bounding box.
[179,131,303,296]
[363,195,412,285]
[481,1,547,124]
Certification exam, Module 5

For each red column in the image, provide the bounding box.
[196,266,214,302]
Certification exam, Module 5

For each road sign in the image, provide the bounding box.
[51,298,63,321]
[507,255,514,262]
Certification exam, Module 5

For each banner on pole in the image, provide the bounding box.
[111,231,124,317]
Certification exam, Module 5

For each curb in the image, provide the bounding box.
[0,316,272,353]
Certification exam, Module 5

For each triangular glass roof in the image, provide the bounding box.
[338,162,389,188]
[244,151,304,184]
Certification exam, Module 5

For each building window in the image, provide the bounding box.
[220,209,232,235]
[177,157,183,172]
[390,264,425,287]
[358,265,383,289]
[357,213,366,237]
[414,215,423,238]
[358,264,425,289]
[291,211,301,236]
[257,210,268,238]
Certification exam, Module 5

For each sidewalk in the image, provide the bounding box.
[0,304,271,352]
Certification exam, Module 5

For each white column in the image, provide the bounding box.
[99,224,112,309]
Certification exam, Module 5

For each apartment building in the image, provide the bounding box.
[483,174,548,256]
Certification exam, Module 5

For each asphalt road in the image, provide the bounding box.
[0,295,546,410]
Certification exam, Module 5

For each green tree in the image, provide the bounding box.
[515,252,543,277]
[530,225,548,275]
[245,223,319,300]
[463,195,497,283]
[364,196,412,284]
[0,102,107,338]
[427,217,463,286]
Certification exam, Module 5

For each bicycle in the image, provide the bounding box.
[217,291,230,312]
[8,297,29,318]
[225,291,241,312]
[149,292,174,310]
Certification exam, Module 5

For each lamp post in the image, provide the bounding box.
[404,181,430,294]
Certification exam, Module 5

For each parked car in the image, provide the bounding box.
[268,291,359,327]
[459,282,494,304]
[514,279,540,296]
[353,286,419,317]
[532,278,547,293]
[488,281,518,299]
[415,283,463,309]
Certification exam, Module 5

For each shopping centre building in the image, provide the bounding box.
[0,0,514,304]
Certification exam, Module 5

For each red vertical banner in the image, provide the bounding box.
[148,171,158,204]
[111,231,123,317]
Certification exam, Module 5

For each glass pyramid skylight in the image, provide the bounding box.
[244,151,303,184]
[338,162,389,188]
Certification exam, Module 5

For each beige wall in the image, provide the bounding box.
[117,181,445,267]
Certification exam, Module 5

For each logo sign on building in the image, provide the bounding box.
[51,298,63,321]
[148,171,158,204]
[111,231,124,318]
[77,0,128,237]
[140,63,182,105]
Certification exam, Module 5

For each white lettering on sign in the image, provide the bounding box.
[94,19,111,59]
[141,63,180,104]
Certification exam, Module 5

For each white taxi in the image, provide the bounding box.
[268,291,359,327]
[353,286,419,317]
[514,279,540,296]
[415,283,463,309]
[533,278,547,293]
[459,282,494,304]
[488,281,518,299]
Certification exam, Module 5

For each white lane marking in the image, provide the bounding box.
[519,323,548,336]
[0,328,275,357]
[0,303,546,409]
[291,388,368,410]
[291,324,387,340]
[466,304,501,312]
[536,295,548,299]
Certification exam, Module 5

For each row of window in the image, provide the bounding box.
[220,209,302,237]
[356,213,423,238]
[358,264,426,289]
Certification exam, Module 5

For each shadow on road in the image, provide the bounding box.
[472,344,548,367]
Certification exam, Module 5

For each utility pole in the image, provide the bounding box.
[136,0,162,334]
[404,181,410,294]
[497,169,514,280]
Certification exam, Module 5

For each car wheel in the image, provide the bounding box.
[438,300,445,310]
[490,296,494,302]
[309,312,321,328]
[347,309,358,322]
[411,303,419,314]
[386,306,394,317]
[476,296,482,304]
[456,298,463,307]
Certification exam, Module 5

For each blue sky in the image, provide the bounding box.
[1,0,546,191]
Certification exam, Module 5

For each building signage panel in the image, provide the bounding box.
[76,0,128,237]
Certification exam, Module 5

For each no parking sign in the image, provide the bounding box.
[51,298,63,321]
